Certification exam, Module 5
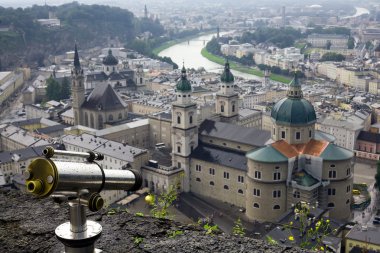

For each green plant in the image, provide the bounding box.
[203,223,219,235]
[232,218,245,237]
[167,230,183,238]
[135,212,144,217]
[133,236,144,246]
[266,235,278,245]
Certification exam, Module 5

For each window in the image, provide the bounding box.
[328,170,337,179]
[177,146,181,153]
[177,162,181,169]
[238,189,243,194]
[273,205,280,210]
[224,185,229,190]
[254,171,261,179]
[238,175,244,183]
[196,178,201,182]
[295,132,301,140]
[189,115,193,124]
[309,130,312,138]
[223,172,230,179]
[253,203,260,208]
[293,191,300,198]
[281,131,286,139]
[195,164,202,172]
[177,116,181,124]
[232,104,235,112]
[273,190,281,198]
[273,172,281,181]
[273,128,276,135]
[346,168,350,176]
[327,202,335,208]
[330,164,336,168]
[209,168,215,175]
[210,181,215,186]
[253,188,261,196]
[305,158,311,165]
[327,188,336,196]
[346,185,351,193]
[221,105,224,112]
[346,199,350,204]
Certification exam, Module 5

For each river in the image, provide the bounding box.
[158,33,261,80]
[342,7,370,19]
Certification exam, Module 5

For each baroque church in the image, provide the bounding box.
[168,62,353,222]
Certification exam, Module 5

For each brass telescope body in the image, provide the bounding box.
[25,146,143,253]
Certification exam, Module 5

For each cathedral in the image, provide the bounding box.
[168,62,353,222]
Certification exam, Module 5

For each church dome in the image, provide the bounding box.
[221,61,234,83]
[271,72,316,126]
[271,97,316,125]
[103,49,118,66]
[176,66,192,92]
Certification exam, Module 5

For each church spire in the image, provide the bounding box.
[74,44,81,70]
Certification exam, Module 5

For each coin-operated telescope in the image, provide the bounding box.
[25,146,142,253]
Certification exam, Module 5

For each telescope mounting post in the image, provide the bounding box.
[55,190,103,253]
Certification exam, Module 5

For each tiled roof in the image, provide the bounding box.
[246,145,288,163]
[82,84,127,111]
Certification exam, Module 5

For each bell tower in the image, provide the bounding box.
[71,44,85,126]
[216,60,239,123]
[171,66,198,192]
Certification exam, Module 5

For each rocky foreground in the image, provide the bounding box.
[0,189,309,253]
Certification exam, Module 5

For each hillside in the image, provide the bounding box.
[0,2,164,69]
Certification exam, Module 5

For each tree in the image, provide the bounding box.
[375,161,380,191]
[320,52,345,62]
[46,77,61,101]
[61,77,71,99]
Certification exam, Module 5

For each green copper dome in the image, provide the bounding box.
[176,66,192,92]
[221,61,234,83]
[271,97,316,125]
[103,49,118,66]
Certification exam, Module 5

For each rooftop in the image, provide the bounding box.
[346,224,380,246]
[199,119,271,148]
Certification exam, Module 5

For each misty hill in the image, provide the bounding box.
[0,2,164,69]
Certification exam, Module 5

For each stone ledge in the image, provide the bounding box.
[0,189,310,253]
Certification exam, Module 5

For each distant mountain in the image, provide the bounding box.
[0,2,164,69]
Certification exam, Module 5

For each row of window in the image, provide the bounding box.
[177,115,193,124]
[253,203,280,210]
[253,189,282,198]
[195,178,243,194]
[195,165,244,183]
[273,129,312,139]
[254,171,282,181]
[220,104,235,113]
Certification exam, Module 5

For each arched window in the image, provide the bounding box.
[253,203,260,208]
[232,104,235,112]
[84,112,89,126]
[113,67,115,72]
[190,115,193,124]
[238,189,243,194]
[224,185,229,190]
[273,205,280,210]
[177,116,181,124]
[90,114,95,128]
[210,181,214,186]
[140,77,143,84]
[177,146,181,153]
[221,105,224,113]
[327,202,335,208]
[108,114,113,121]
[98,115,104,129]
[118,113,122,120]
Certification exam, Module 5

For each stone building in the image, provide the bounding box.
[71,45,129,129]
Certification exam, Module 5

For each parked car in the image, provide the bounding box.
[373,220,380,225]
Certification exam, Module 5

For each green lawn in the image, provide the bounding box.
[201,48,290,83]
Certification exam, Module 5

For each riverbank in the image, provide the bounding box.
[201,48,291,84]
[152,30,215,56]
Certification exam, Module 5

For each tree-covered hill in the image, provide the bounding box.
[0,2,165,69]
